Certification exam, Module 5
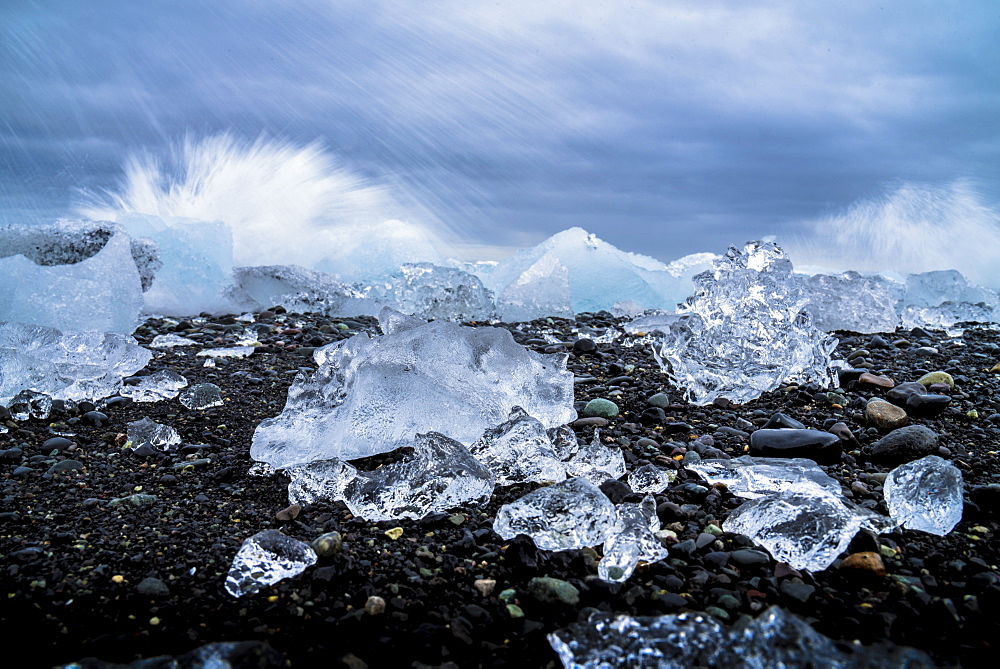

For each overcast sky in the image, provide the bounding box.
[2,0,998,261]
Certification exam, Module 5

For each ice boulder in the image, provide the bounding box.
[0,321,152,405]
[496,252,574,322]
[251,308,576,468]
[0,223,144,333]
[898,269,999,328]
[379,263,495,322]
[884,455,963,535]
[654,241,838,405]
[799,271,902,333]
[469,407,566,485]
[226,264,373,315]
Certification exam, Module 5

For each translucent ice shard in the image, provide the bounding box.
[0,321,152,405]
[599,496,669,582]
[800,271,902,333]
[224,529,317,597]
[285,458,359,507]
[127,417,181,451]
[654,241,838,405]
[493,477,618,551]
[0,226,143,334]
[179,383,224,410]
[564,431,626,486]
[335,432,495,521]
[7,390,53,421]
[469,407,566,485]
[197,346,255,358]
[623,310,680,335]
[627,463,677,494]
[378,263,496,322]
[251,310,576,468]
[884,455,963,535]
[687,456,841,499]
[898,270,999,328]
[496,252,574,322]
[120,370,188,402]
[226,264,374,315]
[150,333,198,348]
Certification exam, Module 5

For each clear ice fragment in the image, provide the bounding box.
[687,456,841,499]
[251,310,575,468]
[599,496,669,582]
[496,252,574,322]
[127,417,181,451]
[179,383,224,410]
[248,462,276,477]
[884,455,963,535]
[898,270,999,329]
[150,333,198,348]
[493,477,618,551]
[563,431,626,486]
[469,407,566,485]
[224,530,317,597]
[7,390,53,421]
[548,425,580,461]
[800,271,902,333]
[196,346,255,358]
[627,463,677,494]
[654,241,838,405]
[379,263,495,322]
[285,458,359,507]
[119,370,188,402]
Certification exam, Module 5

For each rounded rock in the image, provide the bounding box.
[867,425,939,464]
[917,371,954,389]
[581,398,619,419]
[865,399,908,431]
[527,576,580,605]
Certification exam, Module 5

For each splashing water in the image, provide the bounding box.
[76,134,440,269]
[788,180,1000,288]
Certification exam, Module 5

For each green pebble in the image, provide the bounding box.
[705,606,730,621]
[527,576,580,605]
[108,493,157,508]
[506,604,524,618]
[582,398,619,418]
[498,588,517,603]
[310,531,343,557]
[647,393,671,409]
[917,371,954,388]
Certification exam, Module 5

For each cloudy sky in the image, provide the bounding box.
[2,0,998,261]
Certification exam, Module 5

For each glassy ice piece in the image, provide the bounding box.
[493,477,618,551]
[224,529,317,597]
[899,302,997,330]
[150,333,198,348]
[627,463,677,494]
[179,383,224,410]
[800,271,902,333]
[884,455,963,535]
[0,227,143,334]
[127,417,181,451]
[548,425,580,461]
[226,264,377,316]
[7,390,53,421]
[654,241,838,405]
[0,321,152,405]
[599,496,669,582]
[336,432,495,521]
[898,270,999,329]
[564,431,626,486]
[470,407,566,485]
[285,458,359,506]
[248,462,276,477]
[379,263,496,322]
[623,310,680,334]
[687,456,840,499]
[197,346,255,358]
[119,370,188,402]
[723,484,866,572]
[497,252,573,322]
[251,310,576,468]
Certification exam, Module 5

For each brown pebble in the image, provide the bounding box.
[572,417,609,428]
[865,399,908,431]
[828,422,858,445]
[858,372,894,388]
[840,551,886,576]
[990,362,1000,373]
[474,579,497,597]
[364,595,386,615]
[275,503,302,521]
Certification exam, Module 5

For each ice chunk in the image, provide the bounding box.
[120,370,188,402]
[380,263,496,322]
[285,458,359,506]
[127,417,181,451]
[179,383,224,410]
[548,425,580,461]
[226,264,372,315]
[898,270,999,328]
[493,477,618,551]
[899,302,997,330]
[496,252,573,322]
[800,272,902,333]
[150,333,198,348]
[687,456,841,499]
[251,311,576,468]
[623,310,680,334]
[197,346,255,358]
[314,219,445,282]
[469,407,566,485]
[564,431,626,486]
[627,463,677,494]
[654,241,838,405]
[336,432,495,521]
[0,227,143,334]
[0,321,152,405]
[599,496,670,582]
[7,390,53,421]
[884,455,963,535]
[224,529,317,597]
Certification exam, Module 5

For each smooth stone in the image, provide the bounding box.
[748,429,842,464]
[858,373,894,389]
[730,549,770,566]
[640,407,667,425]
[779,581,815,602]
[886,382,927,406]
[81,411,109,427]
[839,552,886,577]
[572,338,597,353]
[136,577,171,597]
[760,412,805,430]
[527,576,580,605]
[905,393,951,418]
[47,459,84,474]
[42,437,74,450]
[865,400,908,431]
[572,417,609,428]
[311,532,344,556]
[647,393,671,408]
[867,425,939,463]
[927,382,952,394]
[868,335,892,349]
[827,422,858,444]
[917,371,954,389]
[581,398,619,419]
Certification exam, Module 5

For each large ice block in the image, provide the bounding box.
[314,219,445,282]
[654,241,838,405]
[799,271,902,333]
[884,455,963,535]
[687,456,841,499]
[493,477,618,551]
[469,407,566,485]
[496,252,574,322]
[598,496,669,582]
[898,270,999,328]
[0,321,152,405]
[0,226,143,334]
[378,263,495,322]
[224,530,317,597]
[251,310,576,468]
[226,264,374,315]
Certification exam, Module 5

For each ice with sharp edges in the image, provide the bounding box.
[687,456,841,499]
[150,333,198,348]
[549,605,935,669]
[251,308,576,469]
[496,252,574,322]
[7,390,53,421]
[285,458,359,506]
[224,529,317,598]
[799,271,903,333]
[654,241,838,405]
[898,270,999,328]
[126,417,181,451]
[493,477,618,551]
[379,263,496,322]
[564,430,626,486]
[623,310,680,334]
[179,383,224,410]
[226,264,374,315]
[117,213,235,316]
[0,226,143,334]
[119,370,188,402]
[0,321,152,405]
[469,406,566,485]
[197,346,255,358]
[627,463,677,494]
[884,455,963,536]
[599,496,670,582]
